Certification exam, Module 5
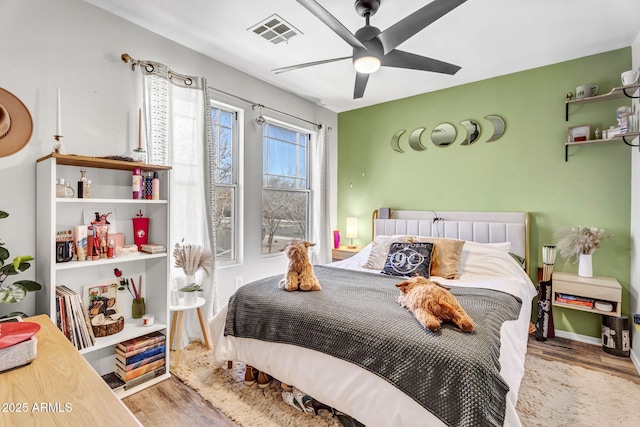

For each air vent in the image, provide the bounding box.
[248,14,301,45]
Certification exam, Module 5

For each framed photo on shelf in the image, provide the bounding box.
[568,125,591,142]
[84,281,119,319]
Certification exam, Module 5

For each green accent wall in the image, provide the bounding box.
[337,48,632,338]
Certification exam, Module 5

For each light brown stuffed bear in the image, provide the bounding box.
[395,276,474,332]
[278,239,322,292]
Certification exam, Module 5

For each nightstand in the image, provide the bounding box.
[332,246,361,262]
[551,272,622,316]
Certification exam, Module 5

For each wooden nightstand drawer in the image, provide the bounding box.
[332,246,361,261]
[551,271,622,316]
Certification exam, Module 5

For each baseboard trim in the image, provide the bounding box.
[553,329,602,346]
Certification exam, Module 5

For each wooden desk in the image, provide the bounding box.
[0,315,141,426]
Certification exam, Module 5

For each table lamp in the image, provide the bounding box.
[346,217,358,248]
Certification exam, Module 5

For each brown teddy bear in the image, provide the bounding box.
[278,239,322,292]
[395,276,474,332]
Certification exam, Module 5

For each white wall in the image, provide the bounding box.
[630,28,640,372]
[0,0,338,317]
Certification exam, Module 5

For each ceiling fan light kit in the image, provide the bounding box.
[275,0,467,99]
[353,54,381,74]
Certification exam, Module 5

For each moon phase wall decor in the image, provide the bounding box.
[408,128,427,151]
[460,120,480,145]
[484,115,506,142]
[390,115,505,152]
[391,130,405,153]
[431,123,456,147]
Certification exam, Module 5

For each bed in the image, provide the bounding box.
[210,210,537,427]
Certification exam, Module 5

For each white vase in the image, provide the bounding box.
[578,253,593,278]
[182,291,197,305]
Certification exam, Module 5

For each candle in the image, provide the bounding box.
[56,88,62,135]
[138,108,142,149]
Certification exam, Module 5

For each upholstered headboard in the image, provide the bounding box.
[372,210,530,274]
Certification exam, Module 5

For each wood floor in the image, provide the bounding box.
[123,338,640,426]
[526,335,640,385]
[123,374,239,427]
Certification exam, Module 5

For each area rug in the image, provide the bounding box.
[170,343,640,427]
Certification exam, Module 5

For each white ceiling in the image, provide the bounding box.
[84,0,640,113]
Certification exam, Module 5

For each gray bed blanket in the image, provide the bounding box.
[224,265,522,427]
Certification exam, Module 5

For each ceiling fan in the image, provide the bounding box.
[272,0,467,99]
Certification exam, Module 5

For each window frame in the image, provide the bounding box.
[210,99,241,265]
[261,117,313,257]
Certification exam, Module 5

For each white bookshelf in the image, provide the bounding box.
[36,153,172,396]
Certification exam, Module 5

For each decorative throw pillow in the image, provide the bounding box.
[362,235,412,270]
[381,242,433,277]
[412,237,465,279]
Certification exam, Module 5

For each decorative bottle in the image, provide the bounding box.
[56,179,65,198]
[85,180,92,198]
[64,181,75,198]
[132,168,142,199]
[152,172,160,200]
[145,173,153,199]
[78,170,88,198]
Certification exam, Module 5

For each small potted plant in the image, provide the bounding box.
[0,210,42,318]
[173,239,212,305]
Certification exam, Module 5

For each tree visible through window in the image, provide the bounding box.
[211,102,238,261]
[262,122,310,255]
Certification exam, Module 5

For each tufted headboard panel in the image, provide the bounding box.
[373,210,530,273]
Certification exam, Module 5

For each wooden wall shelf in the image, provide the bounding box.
[565,83,640,121]
[37,153,171,172]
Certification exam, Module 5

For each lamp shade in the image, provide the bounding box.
[346,217,358,239]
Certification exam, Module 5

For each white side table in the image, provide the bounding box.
[169,296,213,366]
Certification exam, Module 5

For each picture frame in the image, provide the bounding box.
[568,125,591,142]
[84,281,120,319]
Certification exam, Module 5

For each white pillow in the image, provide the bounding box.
[461,241,511,253]
[459,241,513,276]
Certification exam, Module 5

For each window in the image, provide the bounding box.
[262,121,310,255]
[211,101,239,262]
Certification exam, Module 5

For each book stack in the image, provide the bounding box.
[555,293,595,309]
[114,331,166,389]
[55,285,96,350]
[140,243,166,254]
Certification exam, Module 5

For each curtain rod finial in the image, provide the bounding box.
[121,53,132,63]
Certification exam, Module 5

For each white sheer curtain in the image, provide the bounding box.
[311,124,331,265]
[140,62,217,349]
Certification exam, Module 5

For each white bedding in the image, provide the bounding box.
[210,241,537,427]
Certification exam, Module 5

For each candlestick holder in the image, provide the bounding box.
[53,135,66,154]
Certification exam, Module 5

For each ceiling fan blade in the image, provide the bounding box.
[382,49,460,75]
[378,0,467,54]
[296,0,365,49]
[354,72,370,99]
[272,56,352,74]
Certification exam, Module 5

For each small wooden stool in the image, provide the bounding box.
[169,296,212,366]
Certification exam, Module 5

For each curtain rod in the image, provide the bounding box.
[121,53,323,130]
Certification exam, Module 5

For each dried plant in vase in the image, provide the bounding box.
[554,226,611,262]
[173,239,213,292]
